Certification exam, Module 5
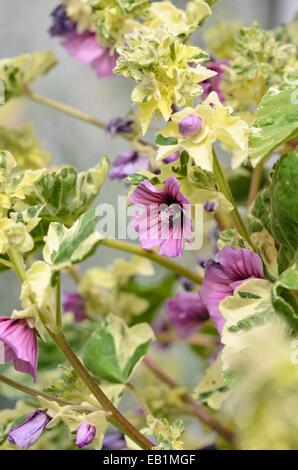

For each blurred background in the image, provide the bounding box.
[0,0,298,321]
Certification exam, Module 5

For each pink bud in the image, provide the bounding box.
[178,114,203,137]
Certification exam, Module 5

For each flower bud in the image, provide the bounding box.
[76,422,96,448]
[178,114,203,137]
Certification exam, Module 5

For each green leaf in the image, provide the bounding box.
[43,208,104,271]
[248,188,272,234]
[11,158,109,226]
[0,124,51,169]
[83,314,155,383]
[270,152,298,273]
[125,173,148,185]
[189,166,217,190]
[155,134,178,146]
[0,51,57,101]
[272,268,298,331]
[249,85,298,166]
[220,279,277,376]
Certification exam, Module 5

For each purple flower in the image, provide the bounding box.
[178,114,203,137]
[49,5,76,37]
[8,410,50,449]
[76,422,96,448]
[129,176,192,257]
[110,151,150,180]
[103,431,127,450]
[106,117,134,137]
[200,247,264,332]
[166,292,209,337]
[63,32,118,77]
[49,6,117,78]
[201,60,228,103]
[163,151,180,164]
[0,317,38,381]
[63,292,87,322]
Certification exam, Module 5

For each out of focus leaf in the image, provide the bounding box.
[0,51,57,101]
[0,124,51,169]
[272,268,298,331]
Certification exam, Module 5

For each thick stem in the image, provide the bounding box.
[102,238,203,284]
[0,374,71,406]
[56,273,62,330]
[246,163,263,208]
[156,332,217,348]
[212,150,255,250]
[143,356,236,447]
[24,87,154,149]
[50,331,153,450]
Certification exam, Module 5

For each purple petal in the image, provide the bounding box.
[8,411,50,449]
[0,317,38,381]
[76,422,96,448]
[218,247,264,281]
[166,292,209,337]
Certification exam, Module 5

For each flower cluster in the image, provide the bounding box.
[114,25,215,133]
[223,23,298,120]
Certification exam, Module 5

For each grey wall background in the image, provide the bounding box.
[0,0,298,313]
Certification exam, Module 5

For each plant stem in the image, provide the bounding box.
[51,331,153,449]
[23,86,154,149]
[246,163,263,208]
[102,238,203,284]
[143,356,236,447]
[156,332,217,348]
[0,374,71,406]
[7,248,153,450]
[0,257,12,269]
[212,150,255,250]
[56,272,62,330]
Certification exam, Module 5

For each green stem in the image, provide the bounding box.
[102,238,203,284]
[56,272,62,330]
[23,86,154,149]
[212,150,255,250]
[0,374,71,406]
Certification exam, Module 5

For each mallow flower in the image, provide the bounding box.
[156,91,249,171]
[0,317,38,381]
[49,5,117,77]
[8,410,50,449]
[200,247,264,332]
[110,151,150,180]
[129,176,192,257]
[76,422,96,448]
[166,292,209,337]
